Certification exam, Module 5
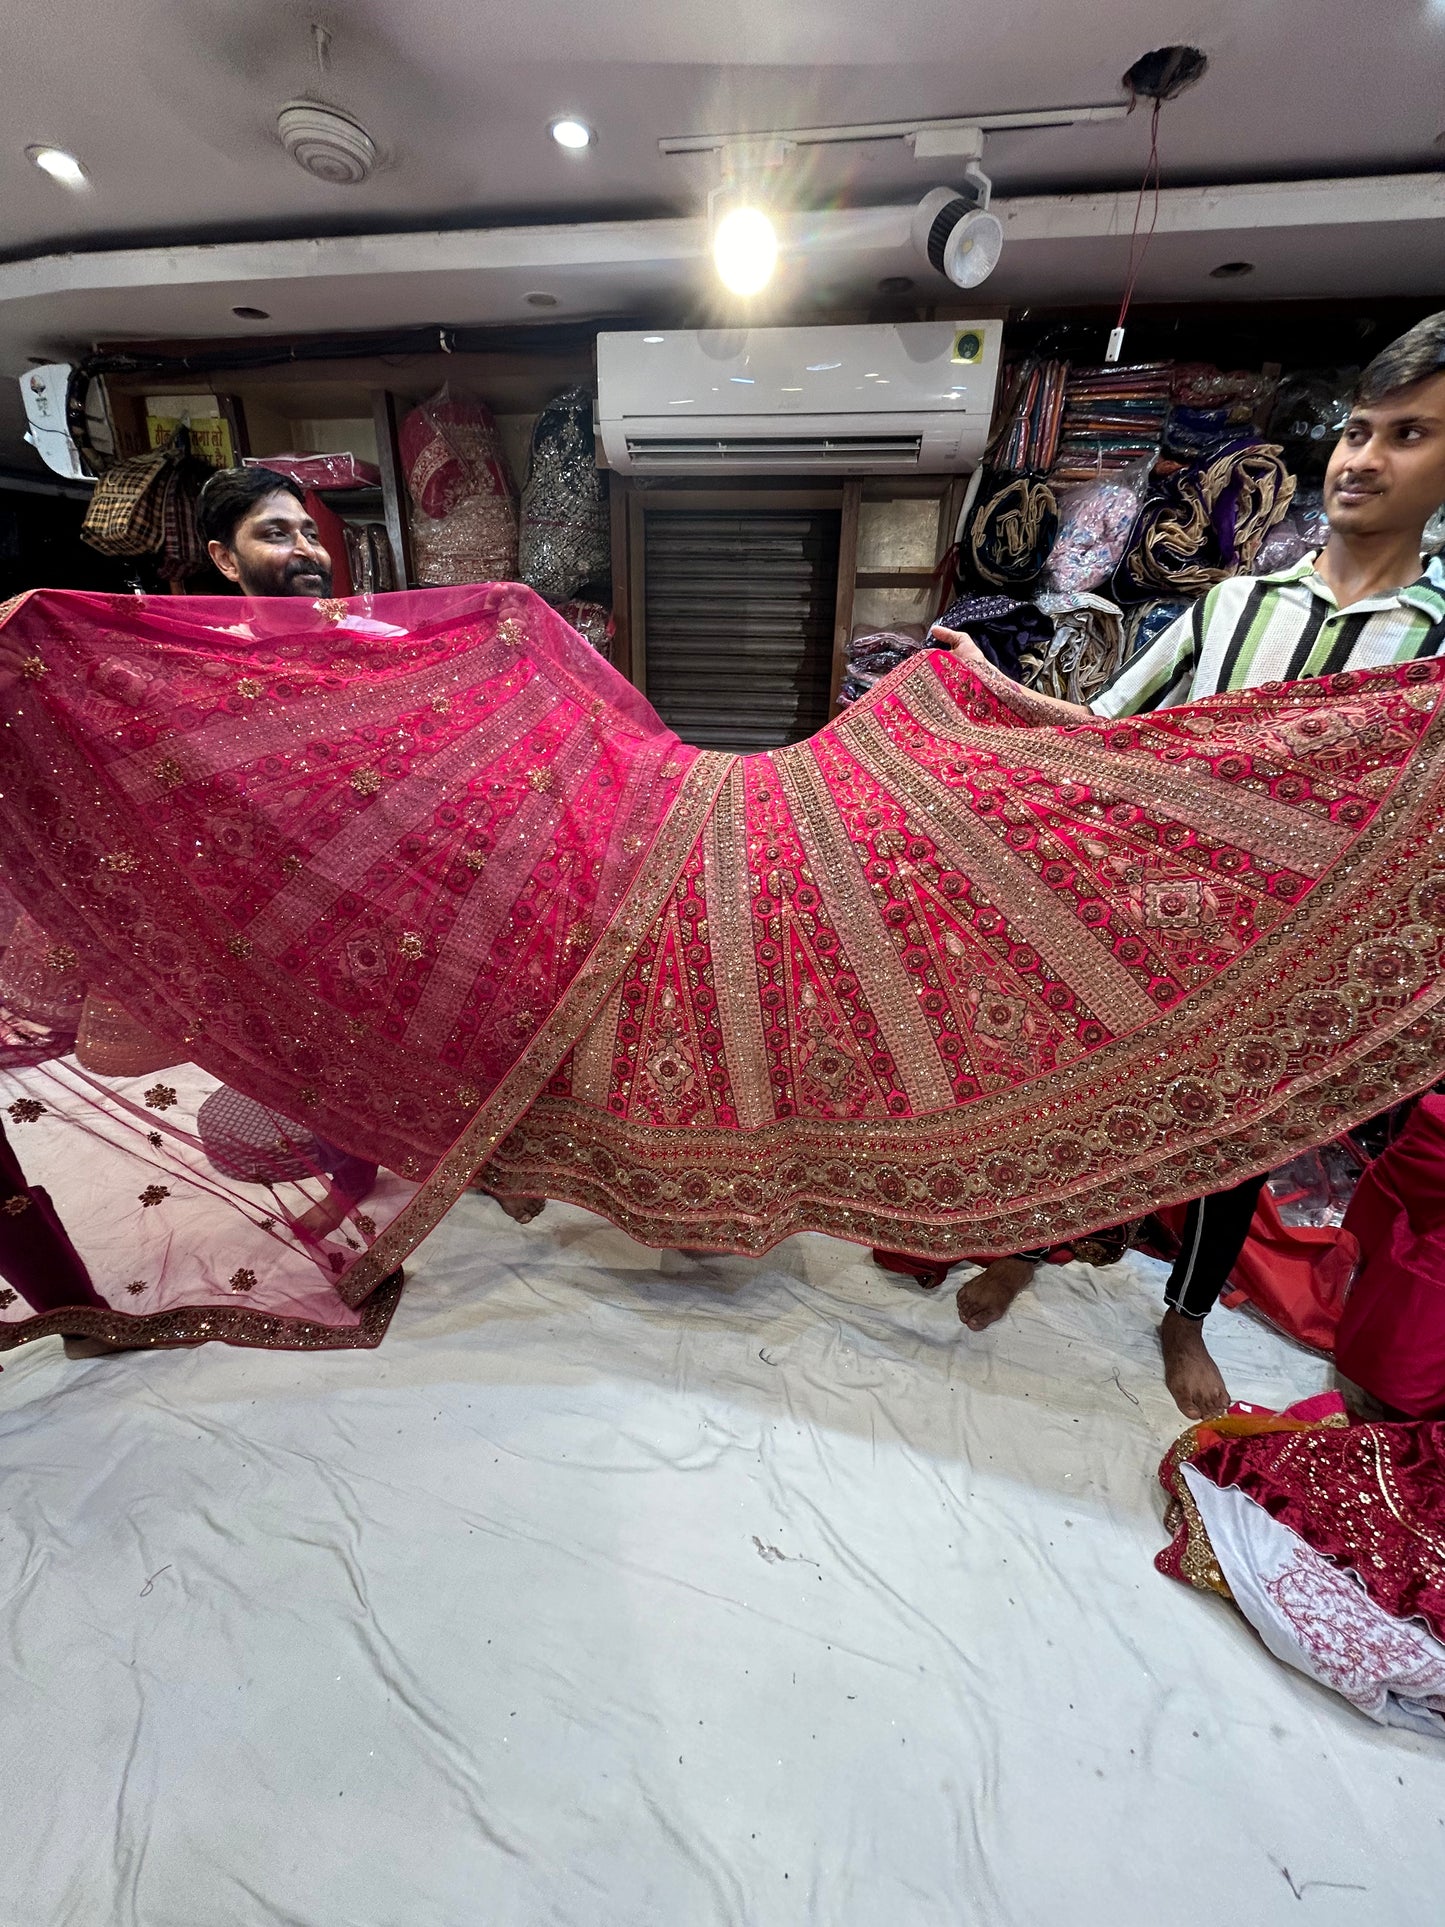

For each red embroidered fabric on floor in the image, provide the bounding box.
[1,583,1444,1353]
[1167,1415,1445,1645]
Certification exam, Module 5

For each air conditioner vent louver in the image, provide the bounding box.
[625,434,924,469]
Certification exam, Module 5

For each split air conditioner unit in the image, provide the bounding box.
[596,321,1001,475]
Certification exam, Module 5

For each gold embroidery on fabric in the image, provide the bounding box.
[844,705,1157,1036]
[773,741,956,1115]
[703,761,774,1128]
[336,750,737,1306]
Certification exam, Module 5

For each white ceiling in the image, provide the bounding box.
[6,0,1445,258]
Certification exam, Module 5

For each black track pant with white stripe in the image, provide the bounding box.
[1162,1172,1269,1321]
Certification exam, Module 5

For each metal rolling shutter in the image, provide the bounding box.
[642,509,839,751]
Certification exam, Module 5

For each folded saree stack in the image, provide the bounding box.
[1049,363,1173,483]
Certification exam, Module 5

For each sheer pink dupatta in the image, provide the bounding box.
[0,584,718,1349]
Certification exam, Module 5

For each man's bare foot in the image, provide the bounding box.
[492,1194,546,1224]
[956,1256,1038,1332]
[1159,1308,1230,1420]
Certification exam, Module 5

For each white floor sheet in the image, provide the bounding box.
[1,1197,1440,1926]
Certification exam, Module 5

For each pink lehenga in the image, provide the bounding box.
[1,582,1443,1354]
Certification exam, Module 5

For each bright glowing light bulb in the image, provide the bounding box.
[713,205,777,297]
[549,118,593,150]
[28,145,87,187]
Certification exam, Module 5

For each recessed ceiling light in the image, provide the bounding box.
[232,305,271,320]
[550,118,594,151]
[524,291,559,308]
[27,145,87,188]
[642,334,666,344]
[1209,260,1255,279]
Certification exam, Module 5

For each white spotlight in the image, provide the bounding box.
[712,203,778,297]
[912,178,1004,290]
[27,145,87,188]
[550,118,594,150]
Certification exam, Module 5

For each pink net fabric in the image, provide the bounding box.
[0,584,703,1348]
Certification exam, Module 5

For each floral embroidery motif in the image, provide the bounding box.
[7,1099,44,1124]
[281,854,303,877]
[314,599,348,625]
[125,1281,147,1296]
[44,944,78,974]
[228,1268,258,1293]
[351,768,382,796]
[139,1185,170,1207]
[355,1214,376,1236]
[154,756,187,789]
[102,852,140,874]
[431,695,452,714]
[236,679,263,700]
[297,1086,319,1108]
[227,935,253,959]
[462,850,487,871]
[527,767,554,793]
[147,1131,163,1148]
[1,1197,28,1217]
[398,931,425,960]
[456,1086,481,1109]
[0,1288,16,1308]
[19,656,48,679]
[144,1084,178,1111]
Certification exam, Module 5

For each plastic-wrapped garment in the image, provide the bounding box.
[835,630,931,708]
[243,453,381,490]
[937,593,1053,684]
[518,389,610,602]
[1266,1144,1364,1229]
[553,599,615,662]
[1171,366,1278,417]
[400,387,518,587]
[1024,592,1125,705]
[1266,371,1357,479]
[1043,470,1145,595]
[1255,486,1329,574]
[1122,597,1191,666]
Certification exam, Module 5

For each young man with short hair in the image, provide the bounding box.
[938,309,1445,1418]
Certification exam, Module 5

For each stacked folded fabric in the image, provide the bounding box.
[1050,363,1173,482]
[991,358,1068,476]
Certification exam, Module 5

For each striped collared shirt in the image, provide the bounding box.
[1091,551,1445,717]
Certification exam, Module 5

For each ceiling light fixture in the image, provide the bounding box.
[708,139,789,298]
[712,203,778,297]
[524,291,560,308]
[550,117,595,150]
[912,172,1004,290]
[27,145,87,188]
[1209,259,1255,279]
[232,305,271,320]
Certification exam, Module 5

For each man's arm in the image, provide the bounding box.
[930,628,1093,723]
